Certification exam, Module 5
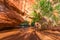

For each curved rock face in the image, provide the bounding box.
[4,0,25,16]
[0,0,35,29]
[3,0,36,24]
[4,0,35,13]
[0,0,24,29]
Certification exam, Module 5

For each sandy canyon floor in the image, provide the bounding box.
[0,27,60,40]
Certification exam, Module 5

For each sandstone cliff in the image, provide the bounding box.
[0,0,24,29]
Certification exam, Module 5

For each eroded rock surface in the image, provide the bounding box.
[0,0,24,29]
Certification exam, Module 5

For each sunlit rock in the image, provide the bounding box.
[0,1,24,29]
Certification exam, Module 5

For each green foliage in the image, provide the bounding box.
[52,3,60,23]
[33,0,53,17]
[20,21,29,26]
[30,11,42,26]
[31,22,35,26]
[39,0,53,17]
[55,3,60,13]
[31,0,60,26]
[31,11,41,23]
[31,11,41,22]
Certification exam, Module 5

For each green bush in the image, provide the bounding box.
[31,0,60,27]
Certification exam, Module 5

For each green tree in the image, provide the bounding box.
[31,0,60,27]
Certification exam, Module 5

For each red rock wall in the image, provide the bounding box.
[19,0,35,13]
[0,0,35,28]
[5,0,35,14]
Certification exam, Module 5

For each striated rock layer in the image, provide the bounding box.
[4,0,35,13]
[0,0,35,29]
[0,0,24,29]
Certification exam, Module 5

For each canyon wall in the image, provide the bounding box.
[0,0,35,28]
